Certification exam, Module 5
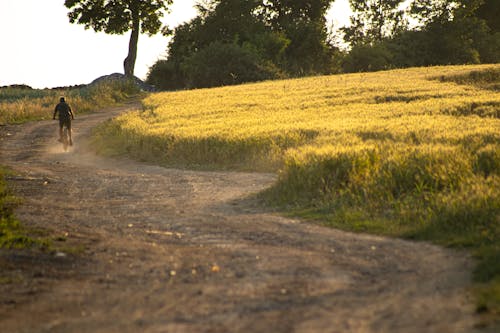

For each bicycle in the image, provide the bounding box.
[53,97,74,152]
[60,125,70,152]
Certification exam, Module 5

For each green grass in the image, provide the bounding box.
[282,174,499,317]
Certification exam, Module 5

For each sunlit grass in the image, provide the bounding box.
[92,64,500,317]
[0,80,142,125]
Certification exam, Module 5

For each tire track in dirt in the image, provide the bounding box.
[0,102,479,332]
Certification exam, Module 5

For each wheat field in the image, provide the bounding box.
[93,65,499,175]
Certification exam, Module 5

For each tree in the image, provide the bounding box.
[338,0,499,71]
[342,43,393,72]
[147,0,340,89]
[64,0,173,77]
[174,0,334,75]
[408,0,499,28]
[182,41,281,88]
[407,0,499,64]
[147,59,186,91]
[165,0,275,67]
[342,0,407,46]
[476,0,500,33]
[408,0,458,26]
[261,0,331,26]
[262,0,334,74]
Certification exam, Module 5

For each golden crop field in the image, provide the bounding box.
[94,65,499,176]
[93,64,500,313]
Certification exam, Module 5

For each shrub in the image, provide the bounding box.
[146,60,186,91]
[342,44,393,73]
[182,41,281,88]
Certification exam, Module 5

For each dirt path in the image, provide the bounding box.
[0,103,479,332]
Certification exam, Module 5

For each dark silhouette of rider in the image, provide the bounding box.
[53,97,75,146]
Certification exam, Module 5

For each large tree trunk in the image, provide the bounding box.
[124,17,140,78]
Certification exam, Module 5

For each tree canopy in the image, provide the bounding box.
[342,0,407,45]
[340,0,499,72]
[147,0,336,89]
[147,0,499,90]
[65,0,173,77]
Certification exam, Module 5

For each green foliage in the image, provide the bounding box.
[280,21,335,75]
[147,0,336,90]
[409,0,461,26]
[65,0,173,76]
[352,15,499,72]
[342,43,393,72]
[476,0,500,33]
[146,60,185,91]
[423,17,482,65]
[182,41,282,88]
[64,0,172,35]
[262,0,333,75]
[340,0,500,73]
[343,0,407,45]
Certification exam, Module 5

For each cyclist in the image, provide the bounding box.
[53,97,75,146]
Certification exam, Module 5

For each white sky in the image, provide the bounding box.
[0,0,351,89]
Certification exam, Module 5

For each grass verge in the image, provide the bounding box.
[262,150,499,319]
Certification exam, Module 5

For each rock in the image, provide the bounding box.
[90,73,156,92]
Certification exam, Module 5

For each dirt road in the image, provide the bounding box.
[0,103,479,332]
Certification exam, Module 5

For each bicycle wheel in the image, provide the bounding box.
[62,127,69,151]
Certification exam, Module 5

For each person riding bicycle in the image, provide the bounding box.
[53,97,75,146]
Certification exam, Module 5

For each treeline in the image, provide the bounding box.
[147,0,499,90]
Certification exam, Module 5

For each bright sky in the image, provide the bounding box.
[0,0,351,89]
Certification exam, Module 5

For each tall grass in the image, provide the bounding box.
[92,64,500,316]
[0,79,141,125]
